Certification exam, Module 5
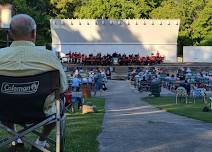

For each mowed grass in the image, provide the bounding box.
[65,97,105,152]
[144,96,212,123]
[0,97,105,152]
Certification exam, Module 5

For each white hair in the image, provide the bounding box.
[10,14,36,37]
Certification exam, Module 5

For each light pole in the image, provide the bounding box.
[0,4,12,47]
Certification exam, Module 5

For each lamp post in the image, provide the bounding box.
[0,4,12,47]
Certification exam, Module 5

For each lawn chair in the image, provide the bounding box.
[64,89,72,112]
[169,79,176,92]
[138,80,150,92]
[64,91,83,113]
[0,70,65,152]
[192,88,206,103]
[176,87,188,104]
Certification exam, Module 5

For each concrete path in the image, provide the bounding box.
[98,80,212,152]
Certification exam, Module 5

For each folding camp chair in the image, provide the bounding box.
[138,80,150,92]
[64,89,72,112]
[192,88,206,103]
[0,70,66,152]
[176,87,188,104]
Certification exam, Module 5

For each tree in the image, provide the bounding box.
[74,0,139,19]
[125,0,163,18]
[150,0,207,55]
[0,0,52,46]
[200,32,212,45]
[74,0,162,19]
[191,0,212,45]
[50,0,84,18]
[1,0,210,50]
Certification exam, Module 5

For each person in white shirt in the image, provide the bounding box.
[186,67,191,73]
[74,69,79,76]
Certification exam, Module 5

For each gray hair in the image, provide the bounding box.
[10,14,36,37]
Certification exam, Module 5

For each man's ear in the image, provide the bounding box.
[8,30,14,41]
[31,29,36,41]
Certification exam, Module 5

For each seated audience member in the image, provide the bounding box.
[0,14,68,149]
[88,72,94,87]
[209,74,212,81]
[151,75,160,83]
[165,73,170,81]
[106,69,111,79]
[186,67,191,73]
[156,72,161,79]
[170,74,177,82]
[82,77,88,84]
[94,69,103,96]
[168,74,177,90]
[181,80,191,96]
[141,76,147,81]
[74,68,79,76]
[185,71,192,78]
[71,75,83,110]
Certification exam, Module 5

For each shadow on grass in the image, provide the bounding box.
[144,96,212,123]
[65,97,105,152]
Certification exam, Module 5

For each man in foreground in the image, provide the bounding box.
[0,14,68,151]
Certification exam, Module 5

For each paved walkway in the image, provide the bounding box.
[98,80,212,152]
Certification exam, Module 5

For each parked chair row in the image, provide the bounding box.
[176,86,206,104]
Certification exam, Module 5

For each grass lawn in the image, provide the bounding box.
[65,97,105,152]
[0,97,105,152]
[144,96,212,123]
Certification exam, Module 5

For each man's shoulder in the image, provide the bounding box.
[0,46,54,55]
[0,46,59,64]
[33,47,55,55]
[30,47,59,61]
[0,47,14,58]
[0,46,10,52]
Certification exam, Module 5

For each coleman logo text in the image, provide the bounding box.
[1,81,39,95]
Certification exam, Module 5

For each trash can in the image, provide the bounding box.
[150,80,161,97]
[81,84,91,98]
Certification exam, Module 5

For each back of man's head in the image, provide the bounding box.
[9,14,37,42]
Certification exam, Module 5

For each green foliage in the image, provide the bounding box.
[150,0,209,54]
[66,97,105,152]
[74,0,163,19]
[200,32,212,46]
[0,0,211,50]
[50,0,84,18]
[0,0,52,46]
[191,0,212,45]
[48,0,212,50]
[151,0,206,27]
[74,0,140,19]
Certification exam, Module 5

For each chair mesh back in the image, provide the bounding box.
[0,70,60,124]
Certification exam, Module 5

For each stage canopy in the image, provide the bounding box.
[50,19,180,62]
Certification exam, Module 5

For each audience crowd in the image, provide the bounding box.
[129,67,212,98]
[65,67,109,111]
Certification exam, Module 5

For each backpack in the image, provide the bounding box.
[202,106,210,112]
